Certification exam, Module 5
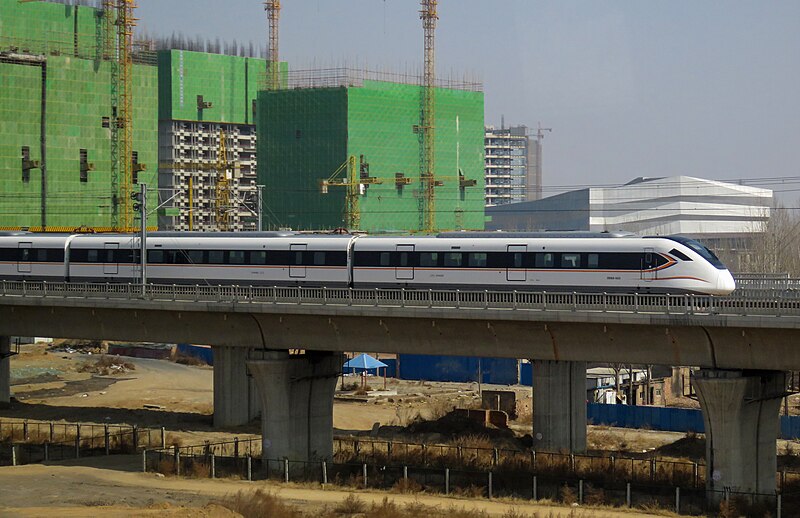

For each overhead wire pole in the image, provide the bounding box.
[265,0,281,90]
[419,0,438,233]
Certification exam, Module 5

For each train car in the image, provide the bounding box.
[0,232,70,281]
[66,232,353,286]
[350,232,735,295]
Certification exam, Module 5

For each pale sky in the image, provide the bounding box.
[137,1,800,201]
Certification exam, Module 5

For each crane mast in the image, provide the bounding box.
[265,0,281,90]
[104,1,137,232]
[419,0,438,233]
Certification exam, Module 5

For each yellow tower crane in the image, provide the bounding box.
[320,156,383,231]
[264,0,281,90]
[104,0,139,232]
[419,0,438,233]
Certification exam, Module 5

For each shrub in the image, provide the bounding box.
[391,478,423,494]
[218,489,302,518]
[334,494,367,514]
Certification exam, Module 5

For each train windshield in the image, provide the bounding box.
[664,236,726,270]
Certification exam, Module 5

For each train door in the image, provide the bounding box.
[395,244,414,280]
[17,242,32,273]
[641,247,656,281]
[506,245,526,281]
[103,243,119,275]
[289,244,306,278]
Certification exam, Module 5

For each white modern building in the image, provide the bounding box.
[486,176,772,260]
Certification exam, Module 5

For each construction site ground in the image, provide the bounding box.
[1,342,797,516]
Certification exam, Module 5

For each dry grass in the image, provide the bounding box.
[77,355,135,375]
[449,434,494,450]
[173,352,206,366]
[218,489,303,518]
[391,478,423,494]
[333,493,367,514]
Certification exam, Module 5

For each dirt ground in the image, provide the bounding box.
[1,342,797,515]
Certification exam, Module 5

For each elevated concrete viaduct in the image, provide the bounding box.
[1,283,800,497]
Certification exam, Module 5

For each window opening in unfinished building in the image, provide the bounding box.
[79,149,89,183]
[21,147,31,183]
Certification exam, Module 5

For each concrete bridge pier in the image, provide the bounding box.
[693,369,785,502]
[247,350,342,467]
[532,360,587,452]
[0,336,10,408]
[213,346,259,427]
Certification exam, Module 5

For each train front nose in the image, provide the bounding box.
[715,270,736,295]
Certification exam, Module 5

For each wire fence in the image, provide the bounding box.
[143,447,800,517]
[0,419,164,466]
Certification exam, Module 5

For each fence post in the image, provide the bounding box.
[23,420,28,441]
[492,448,498,468]
[579,480,583,504]
[104,425,110,455]
[11,445,16,466]
[175,449,181,476]
[404,466,408,481]
[626,482,631,507]
[445,468,450,495]
[284,459,289,483]
[778,493,782,518]
[234,437,239,459]
[210,453,216,479]
[75,424,81,458]
[363,463,368,487]
[322,460,327,485]
[533,475,537,500]
[49,422,54,443]
[610,455,615,482]
[44,441,49,462]
[142,450,147,473]
[531,450,536,472]
[422,444,427,466]
[488,471,493,499]
[675,486,680,513]
[132,425,139,451]
[693,462,699,488]
[570,453,575,474]
[247,455,252,481]
[650,458,656,483]
[161,427,166,449]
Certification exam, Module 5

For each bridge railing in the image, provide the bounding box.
[5,280,800,318]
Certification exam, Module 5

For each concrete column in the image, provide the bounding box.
[247,350,341,464]
[532,360,587,452]
[0,336,10,408]
[694,369,784,500]
[213,346,258,428]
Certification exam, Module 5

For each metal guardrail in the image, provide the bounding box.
[3,280,800,319]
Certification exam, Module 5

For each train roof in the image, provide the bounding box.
[436,231,638,239]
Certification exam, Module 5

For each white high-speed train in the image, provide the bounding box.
[0,231,735,295]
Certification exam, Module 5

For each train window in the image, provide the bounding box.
[249,251,267,265]
[669,248,692,261]
[535,253,554,268]
[19,248,30,262]
[105,249,115,263]
[399,252,410,267]
[512,253,523,268]
[468,252,487,267]
[419,252,439,267]
[229,251,245,264]
[87,250,98,262]
[380,252,390,266]
[294,251,303,265]
[208,250,225,264]
[561,253,581,268]
[148,250,164,263]
[314,251,326,265]
[187,250,204,264]
[588,253,599,268]
[165,250,179,264]
[444,252,462,267]
[36,249,47,262]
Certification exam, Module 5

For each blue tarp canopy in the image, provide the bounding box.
[343,353,387,371]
